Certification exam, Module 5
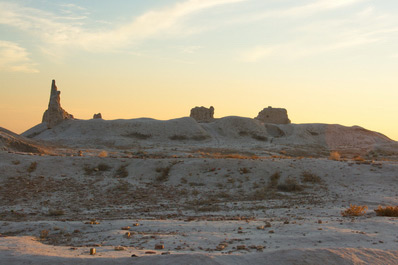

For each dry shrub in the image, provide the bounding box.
[124,132,151,140]
[268,172,281,188]
[191,135,209,141]
[198,205,221,212]
[353,156,365,162]
[239,167,250,174]
[155,166,171,182]
[180,177,188,184]
[169,135,188,140]
[341,204,368,217]
[301,171,322,183]
[251,134,267,141]
[374,206,398,217]
[115,164,129,178]
[84,165,95,175]
[98,151,108,158]
[84,163,111,175]
[48,209,65,216]
[27,162,37,173]
[277,178,303,192]
[329,151,341,161]
[40,230,49,239]
[97,163,111,171]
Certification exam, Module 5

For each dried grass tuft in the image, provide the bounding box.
[341,204,368,217]
[374,206,398,217]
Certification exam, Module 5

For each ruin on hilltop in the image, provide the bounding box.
[190,106,214,122]
[255,106,291,124]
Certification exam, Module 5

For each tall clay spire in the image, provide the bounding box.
[42,80,74,128]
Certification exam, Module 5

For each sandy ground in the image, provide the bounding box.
[1,118,398,264]
[1,148,398,264]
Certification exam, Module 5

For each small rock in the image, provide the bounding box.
[90,248,96,255]
[161,251,171,255]
[114,246,127,251]
[257,225,265,230]
[145,251,156,254]
[121,226,131,230]
[216,245,225,251]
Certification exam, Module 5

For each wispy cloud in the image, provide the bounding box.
[240,2,398,63]
[0,0,245,52]
[232,0,365,24]
[240,46,274,62]
[181,46,202,54]
[0,41,38,73]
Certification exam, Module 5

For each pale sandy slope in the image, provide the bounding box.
[0,119,397,264]
[1,236,398,265]
[22,116,398,158]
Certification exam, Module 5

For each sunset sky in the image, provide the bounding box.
[0,0,397,140]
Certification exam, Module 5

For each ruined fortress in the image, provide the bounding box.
[41,80,291,128]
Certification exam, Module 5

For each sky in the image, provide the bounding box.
[0,0,397,140]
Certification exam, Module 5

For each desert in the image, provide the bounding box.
[1,1,398,264]
[1,81,398,264]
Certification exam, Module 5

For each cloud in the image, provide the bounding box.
[240,46,274,62]
[237,0,366,22]
[240,2,398,63]
[0,41,38,73]
[181,46,202,54]
[0,0,245,52]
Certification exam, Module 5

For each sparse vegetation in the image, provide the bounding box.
[329,151,341,161]
[97,163,111,171]
[239,167,250,174]
[250,187,269,200]
[239,131,267,141]
[353,156,365,162]
[124,132,151,140]
[40,230,49,239]
[115,164,129,178]
[48,209,65,216]
[277,178,303,192]
[374,206,398,217]
[189,182,205,187]
[98,151,108,158]
[301,171,322,183]
[155,166,171,182]
[191,135,209,141]
[197,205,221,212]
[169,135,188,140]
[84,163,112,175]
[180,177,188,184]
[268,172,281,188]
[84,165,95,175]
[169,134,209,141]
[251,134,267,141]
[27,162,37,173]
[341,204,368,217]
